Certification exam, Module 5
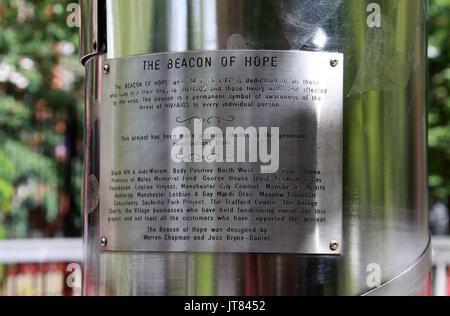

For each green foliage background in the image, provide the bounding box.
[429,0,450,204]
[0,0,84,243]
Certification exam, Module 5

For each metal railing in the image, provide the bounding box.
[432,237,450,296]
[0,238,83,296]
[0,238,83,264]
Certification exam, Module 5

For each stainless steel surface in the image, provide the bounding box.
[99,50,343,255]
[82,0,429,296]
[363,236,431,296]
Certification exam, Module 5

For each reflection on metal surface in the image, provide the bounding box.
[87,175,99,214]
[82,0,429,296]
[80,0,106,64]
[363,235,432,296]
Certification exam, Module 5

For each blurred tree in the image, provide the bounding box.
[429,0,450,207]
[0,0,84,243]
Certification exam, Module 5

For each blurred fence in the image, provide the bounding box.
[432,237,450,296]
[0,238,82,296]
[0,237,449,296]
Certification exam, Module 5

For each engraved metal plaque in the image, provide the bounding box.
[100,50,343,255]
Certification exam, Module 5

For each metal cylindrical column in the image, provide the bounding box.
[81,0,430,296]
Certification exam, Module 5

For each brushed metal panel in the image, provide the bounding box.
[99,50,343,255]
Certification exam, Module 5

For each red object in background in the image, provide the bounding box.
[448,267,450,297]
[428,275,432,297]
[1,262,81,296]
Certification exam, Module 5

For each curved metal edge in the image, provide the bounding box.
[80,0,107,65]
[362,234,432,296]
